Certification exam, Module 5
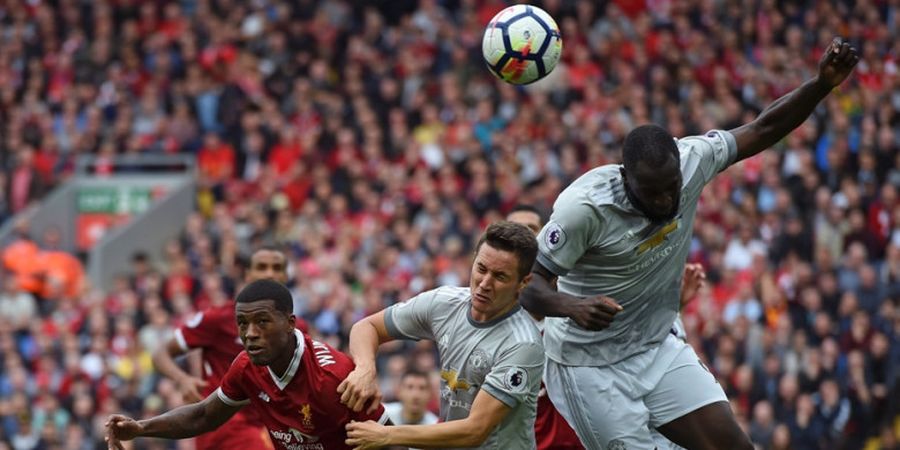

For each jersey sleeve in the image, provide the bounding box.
[536,199,601,277]
[383,288,442,341]
[349,401,389,424]
[678,129,738,186]
[481,343,544,409]
[215,353,251,407]
[174,310,219,352]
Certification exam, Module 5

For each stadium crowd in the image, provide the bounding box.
[0,0,898,449]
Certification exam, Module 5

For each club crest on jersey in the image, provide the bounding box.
[544,222,567,250]
[300,404,314,429]
[467,349,490,379]
[635,218,679,255]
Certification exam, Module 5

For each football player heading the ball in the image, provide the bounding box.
[518,38,859,450]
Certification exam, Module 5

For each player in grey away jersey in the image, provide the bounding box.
[519,37,859,450]
[339,221,543,449]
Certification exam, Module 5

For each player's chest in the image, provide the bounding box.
[254,385,344,447]
[433,331,498,390]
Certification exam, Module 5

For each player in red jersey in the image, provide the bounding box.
[106,279,388,450]
[150,248,301,450]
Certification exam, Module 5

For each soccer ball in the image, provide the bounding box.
[482,4,562,85]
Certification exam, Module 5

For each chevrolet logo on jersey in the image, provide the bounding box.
[440,369,472,391]
[635,218,680,255]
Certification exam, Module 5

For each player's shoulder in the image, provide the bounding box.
[303,335,353,383]
[503,310,543,346]
[185,303,234,328]
[676,129,735,154]
[556,164,624,211]
[226,350,254,375]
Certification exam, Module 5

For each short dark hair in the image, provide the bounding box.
[236,279,293,315]
[622,124,679,173]
[508,204,544,221]
[245,246,287,268]
[401,369,430,385]
[475,221,538,280]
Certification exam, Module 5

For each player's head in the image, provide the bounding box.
[397,369,432,417]
[471,221,537,321]
[505,205,544,235]
[235,279,296,366]
[620,124,682,224]
[246,247,288,284]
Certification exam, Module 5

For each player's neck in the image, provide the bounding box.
[268,332,298,378]
[470,301,518,324]
[402,408,425,425]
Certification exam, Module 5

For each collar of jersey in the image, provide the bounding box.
[466,303,522,328]
[268,329,305,390]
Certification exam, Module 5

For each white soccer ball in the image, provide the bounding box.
[482,4,563,85]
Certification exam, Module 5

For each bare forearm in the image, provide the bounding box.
[152,349,191,383]
[348,320,380,371]
[385,420,488,448]
[736,77,832,160]
[136,404,218,439]
[519,274,575,317]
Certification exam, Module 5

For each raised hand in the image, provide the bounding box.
[817,37,859,88]
[680,263,706,308]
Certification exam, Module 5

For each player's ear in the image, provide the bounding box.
[286,313,297,331]
[517,273,532,293]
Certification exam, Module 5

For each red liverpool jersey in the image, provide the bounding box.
[175,304,244,393]
[217,329,388,450]
[175,304,272,450]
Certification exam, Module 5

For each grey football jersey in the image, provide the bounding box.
[385,286,543,450]
[537,130,737,366]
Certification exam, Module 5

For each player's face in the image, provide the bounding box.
[247,250,288,284]
[235,300,295,366]
[397,375,431,415]
[506,211,542,235]
[622,159,682,224]
[469,243,532,322]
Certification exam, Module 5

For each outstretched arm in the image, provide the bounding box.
[105,391,241,449]
[346,389,510,449]
[730,37,858,162]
